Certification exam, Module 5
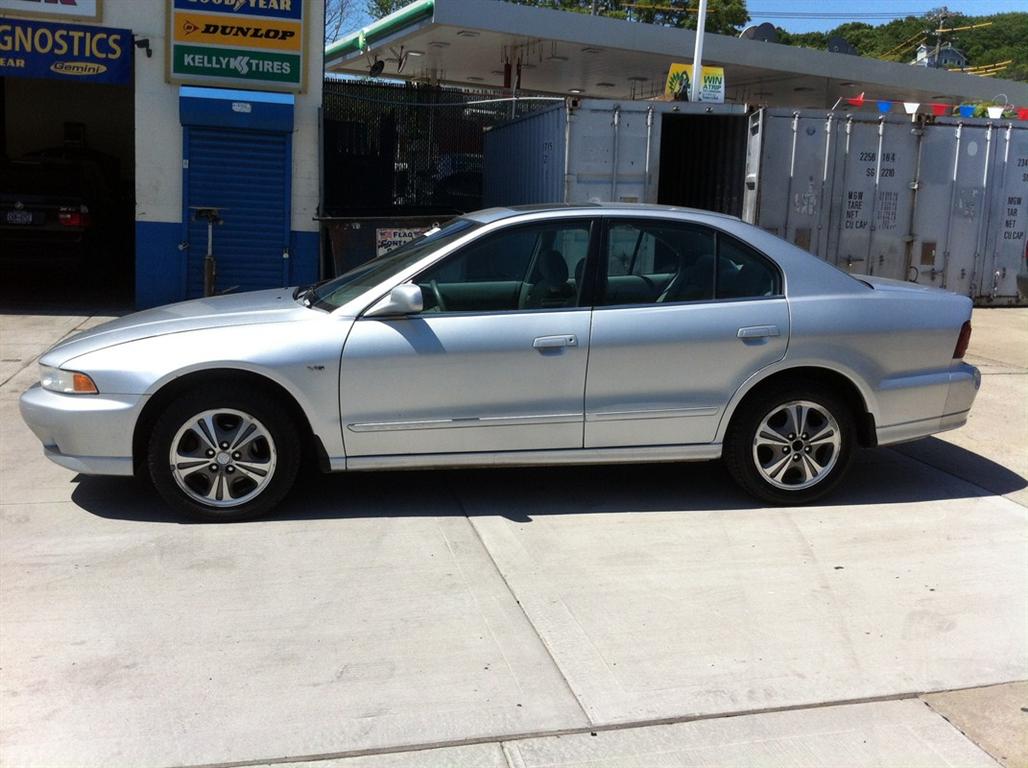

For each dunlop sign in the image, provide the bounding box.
[167,0,306,92]
[0,17,131,84]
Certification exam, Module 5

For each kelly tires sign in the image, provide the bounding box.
[0,17,130,84]
[167,0,306,93]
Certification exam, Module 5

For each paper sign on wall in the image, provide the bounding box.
[376,228,429,256]
[665,63,726,103]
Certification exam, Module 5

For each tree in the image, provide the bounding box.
[366,0,407,19]
[325,0,356,46]
[368,1,750,36]
[776,9,1028,82]
[624,0,748,36]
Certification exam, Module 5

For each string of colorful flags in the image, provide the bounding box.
[844,92,1028,120]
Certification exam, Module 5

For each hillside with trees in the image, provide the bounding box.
[352,1,1028,83]
[777,11,1028,83]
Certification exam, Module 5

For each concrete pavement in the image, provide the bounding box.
[895,308,1028,507]
[1,308,1025,768]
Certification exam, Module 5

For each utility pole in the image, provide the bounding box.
[689,0,708,102]
[933,6,948,67]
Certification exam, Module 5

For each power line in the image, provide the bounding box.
[748,12,936,18]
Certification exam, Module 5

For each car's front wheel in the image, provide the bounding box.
[148,385,301,522]
[724,386,854,505]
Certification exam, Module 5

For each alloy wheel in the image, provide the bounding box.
[168,408,278,508]
[751,399,842,491]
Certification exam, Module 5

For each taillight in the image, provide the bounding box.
[953,320,972,359]
[58,206,91,227]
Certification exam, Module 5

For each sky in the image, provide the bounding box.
[746,0,1028,33]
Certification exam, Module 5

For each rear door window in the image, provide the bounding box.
[600,219,716,305]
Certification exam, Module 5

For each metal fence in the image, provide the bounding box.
[322,79,558,217]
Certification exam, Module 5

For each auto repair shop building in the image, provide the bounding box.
[1,0,323,308]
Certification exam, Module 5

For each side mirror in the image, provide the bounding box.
[365,284,424,318]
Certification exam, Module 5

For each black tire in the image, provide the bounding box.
[723,384,855,505]
[147,384,302,522]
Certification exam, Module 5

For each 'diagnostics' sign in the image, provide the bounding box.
[167,0,306,93]
[0,17,131,84]
[664,63,726,103]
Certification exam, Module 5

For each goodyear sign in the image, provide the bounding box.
[665,63,726,103]
[0,17,131,84]
[168,0,306,92]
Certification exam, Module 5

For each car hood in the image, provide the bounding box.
[42,288,310,365]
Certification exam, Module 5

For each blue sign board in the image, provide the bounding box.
[0,17,132,84]
[172,0,302,21]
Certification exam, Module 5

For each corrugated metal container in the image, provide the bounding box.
[484,99,748,211]
[745,108,1028,304]
[911,118,1028,300]
[484,103,566,206]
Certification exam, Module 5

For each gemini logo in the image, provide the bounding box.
[50,61,107,75]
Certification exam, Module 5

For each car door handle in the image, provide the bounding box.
[737,325,780,339]
[533,335,578,349]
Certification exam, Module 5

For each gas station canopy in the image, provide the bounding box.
[326,0,1028,108]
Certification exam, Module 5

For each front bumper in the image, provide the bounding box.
[19,384,146,476]
[876,363,981,446]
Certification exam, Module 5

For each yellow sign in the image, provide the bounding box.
[665,63,726,103]
[166,0,307,93]
[173,11,302,52]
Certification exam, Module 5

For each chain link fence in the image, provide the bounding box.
[322,79,558,216]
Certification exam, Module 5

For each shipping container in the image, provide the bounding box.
[745,109,1028,304]
[483,99,749,214]
[484,100,1027,305]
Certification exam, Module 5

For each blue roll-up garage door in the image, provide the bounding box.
[180,88,294,298]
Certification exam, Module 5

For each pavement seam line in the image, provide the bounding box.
[445,482,595,726]
[0,315,97,388]
[918,699,1008,768]
[164,687,1021,768]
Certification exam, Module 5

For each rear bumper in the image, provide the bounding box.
[19,384,144,476]
[875,363,981,446]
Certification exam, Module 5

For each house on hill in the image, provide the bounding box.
[912,42,968,69]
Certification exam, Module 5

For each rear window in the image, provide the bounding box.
[1,163,85,197]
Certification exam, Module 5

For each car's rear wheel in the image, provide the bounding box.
[724,386,854,505]
[148,386,301,522]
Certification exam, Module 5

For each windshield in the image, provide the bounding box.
[307,218,480,311]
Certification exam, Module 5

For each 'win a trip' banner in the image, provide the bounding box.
[167,0,306,93]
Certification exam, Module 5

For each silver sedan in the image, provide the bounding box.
[20,204,981,521]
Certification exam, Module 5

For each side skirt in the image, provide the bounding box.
[329,443,722,472]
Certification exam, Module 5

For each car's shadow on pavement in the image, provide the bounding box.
[70,436,1027,525]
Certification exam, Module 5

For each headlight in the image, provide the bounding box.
[39,365,98,394]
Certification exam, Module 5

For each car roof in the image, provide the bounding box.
[464,203,742,224]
